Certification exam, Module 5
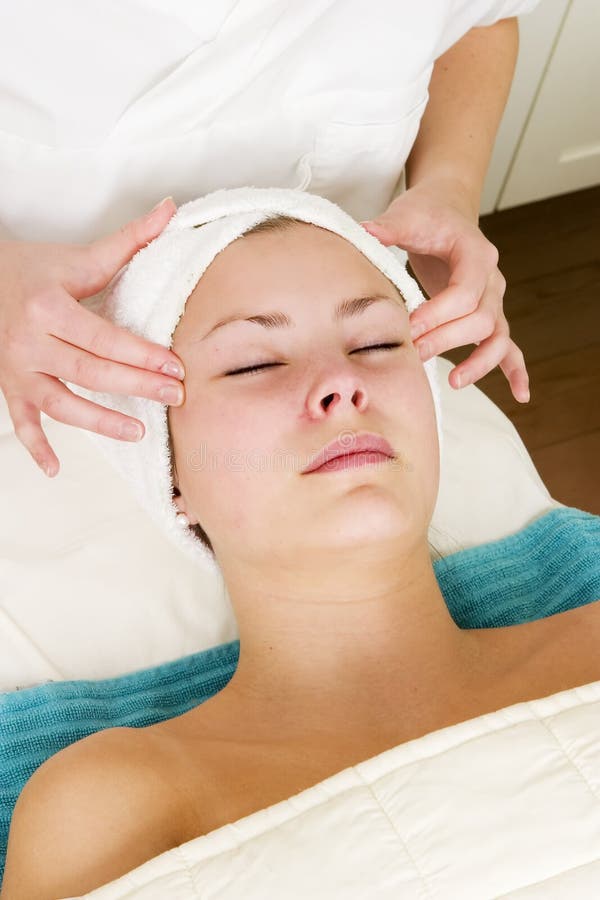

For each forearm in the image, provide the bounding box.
[405,17,520,219]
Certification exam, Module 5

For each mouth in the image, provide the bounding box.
[306,451,395,474]
[302,431,396,474]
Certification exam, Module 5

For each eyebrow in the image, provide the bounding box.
[200,293,403,341]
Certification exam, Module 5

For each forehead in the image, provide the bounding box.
[178,221,405,335]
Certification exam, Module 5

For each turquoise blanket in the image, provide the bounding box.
[1,505,599,881]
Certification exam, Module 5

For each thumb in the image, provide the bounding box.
[359,218,395,243]
[70,197,178,299]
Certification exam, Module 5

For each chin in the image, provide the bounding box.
[315,507,416,546]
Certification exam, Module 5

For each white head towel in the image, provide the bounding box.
[68,186,442,574]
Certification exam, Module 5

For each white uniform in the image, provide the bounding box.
[0,0,541,243]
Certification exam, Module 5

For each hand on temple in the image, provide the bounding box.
[360,180,530,404]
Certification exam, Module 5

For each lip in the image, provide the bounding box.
[302,431,396,474]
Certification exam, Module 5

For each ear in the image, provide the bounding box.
[172,487,199,526]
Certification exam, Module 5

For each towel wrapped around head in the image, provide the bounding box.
[68,186,443,574]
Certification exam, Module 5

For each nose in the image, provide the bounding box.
[307,370,369,417]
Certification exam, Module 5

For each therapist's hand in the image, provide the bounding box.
[0,197,186,478]
[360,178,530,403]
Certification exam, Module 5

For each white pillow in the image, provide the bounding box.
[0,356,561,692]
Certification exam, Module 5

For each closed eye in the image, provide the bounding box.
[225,342,403,377]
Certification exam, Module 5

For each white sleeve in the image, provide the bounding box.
[435,0,544,58]
[469,0,544,26]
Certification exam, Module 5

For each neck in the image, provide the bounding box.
[214,540,488,745]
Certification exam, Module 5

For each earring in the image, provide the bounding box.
[175,512,190,528]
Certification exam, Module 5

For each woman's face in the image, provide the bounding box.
[168,222,440,569]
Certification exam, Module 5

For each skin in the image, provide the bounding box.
[167,221,501,749]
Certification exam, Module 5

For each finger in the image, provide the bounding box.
[441,328,512,388]
[359,220,396,243]
[498,340,530,403]
[43,287,185,380]
[412,295,504,367]
[443,331,529,402]
[31,373,148,441]
[64,198,178,299]
[411,265,507,359]
[8,395,61,477]
[38,334,185,406]
[409,236,500,336]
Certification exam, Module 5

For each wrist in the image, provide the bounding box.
[405,170,481,223]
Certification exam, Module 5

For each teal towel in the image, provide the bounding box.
[1,505,599,882]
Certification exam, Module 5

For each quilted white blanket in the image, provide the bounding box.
[65,678,600,899]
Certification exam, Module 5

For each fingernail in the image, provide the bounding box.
[361,218,391,233]
[161,360,185,379]
[120,422,143,440]
[410,322,427,340]
[38,458,53,477]
[455,373,463,389]
[148,196,174,216]
[159,385,184,405]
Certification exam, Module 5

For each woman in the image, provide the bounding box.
[0,6,537,481]
[2,212,597,900]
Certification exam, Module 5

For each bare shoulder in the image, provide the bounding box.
[556,597,600,680]
[535,597,600,665]
[491,598,600,698]
[1,726,181,900]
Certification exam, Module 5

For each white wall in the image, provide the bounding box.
[483,0,600,213]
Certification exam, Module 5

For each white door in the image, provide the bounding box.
[498,0,600,209]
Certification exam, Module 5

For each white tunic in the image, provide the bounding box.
[0,0,541,243]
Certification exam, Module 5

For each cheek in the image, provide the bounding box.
[175,386,281,527]
[384,362,438,486]
[405,365,440,504]
[384,362,432,439]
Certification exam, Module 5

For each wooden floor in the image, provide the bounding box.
[421,185,600,516]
